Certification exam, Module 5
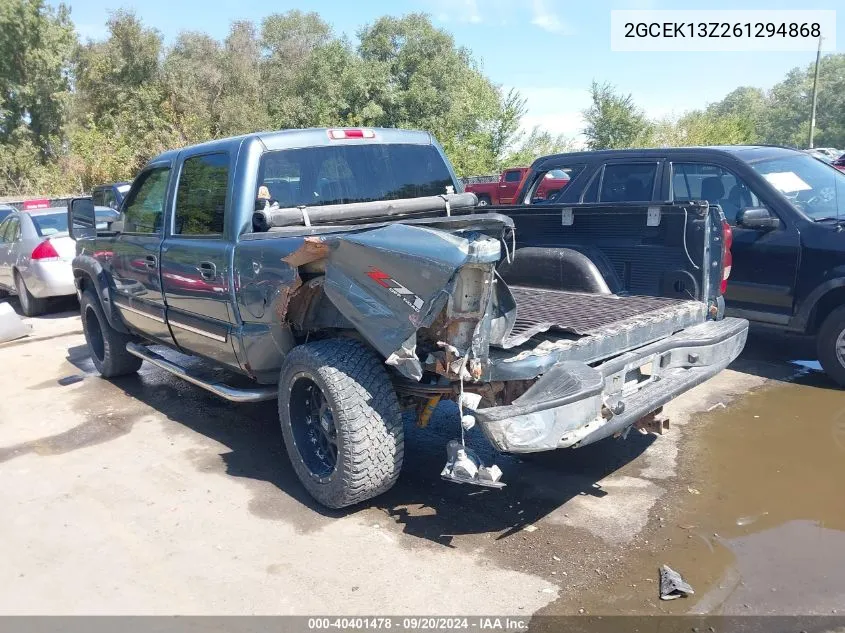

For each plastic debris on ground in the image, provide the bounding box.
[0,303,32,344]
[659,565,695,600]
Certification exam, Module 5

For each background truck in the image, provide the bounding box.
[68,128,747,510]
[508,146,845,385]
[465,167,570,206]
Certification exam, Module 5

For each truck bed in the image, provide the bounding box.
[502,286,703,348]
[486,288,707,381]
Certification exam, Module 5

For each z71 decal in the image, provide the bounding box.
[367,268,425,312]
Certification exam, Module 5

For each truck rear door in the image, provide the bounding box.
[667,160,800,324]
[110,164,173,343]
[160,150,239,369]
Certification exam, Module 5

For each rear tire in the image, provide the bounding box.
[14,271,48,317]
[817,306,845,387]
[278,338,404,509]
[476,195,491,207]
[80,289,142,378]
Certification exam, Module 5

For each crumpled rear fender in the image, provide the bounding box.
[323,223,501,380]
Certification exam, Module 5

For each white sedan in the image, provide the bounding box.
[0,207,78,316]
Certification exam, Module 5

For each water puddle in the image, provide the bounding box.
[548,371,845,614]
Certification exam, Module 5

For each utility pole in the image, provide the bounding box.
[809,34,822,149]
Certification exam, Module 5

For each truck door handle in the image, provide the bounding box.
[500,184,508,188]
[144,255,158,269]
[198,261,217,280]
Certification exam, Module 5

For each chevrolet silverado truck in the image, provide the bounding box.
[509,146,845,385]
[465,167,569,206]
[67,128,747,509]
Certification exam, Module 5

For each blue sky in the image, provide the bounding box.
[60,0,844,140]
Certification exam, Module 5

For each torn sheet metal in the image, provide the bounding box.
[385,333,423,381]
[280,235,330,267]
[323,223,500,379]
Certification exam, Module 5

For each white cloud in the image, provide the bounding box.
[515,86,592,141]
[431,0,484,24]
[530,0,567,34]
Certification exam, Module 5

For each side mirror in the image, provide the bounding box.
[737,206,780,231]
[68,197,96,240]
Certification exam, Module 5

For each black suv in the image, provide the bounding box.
[509,146,845,385]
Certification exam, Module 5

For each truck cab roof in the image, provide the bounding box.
[148,128,436,167]
[533,145,806,170]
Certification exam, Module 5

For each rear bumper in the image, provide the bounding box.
[22,261,76,298]
[474,317,749,452]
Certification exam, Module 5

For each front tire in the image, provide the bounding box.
[278,339,404,509]
[80,289,142,378]
[14,272,48,317]
[817,306,845,387]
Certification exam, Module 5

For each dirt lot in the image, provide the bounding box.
[1,297,843,617]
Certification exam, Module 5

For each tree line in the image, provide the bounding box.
[583,54,845,151]
[1,0,843,197]
[0,0,573,196]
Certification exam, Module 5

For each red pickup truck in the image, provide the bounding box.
[465,167,570,206]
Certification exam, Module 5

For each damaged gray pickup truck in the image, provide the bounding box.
[68,128,748,509]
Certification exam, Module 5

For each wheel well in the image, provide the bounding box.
[808,287,845,334]
[74,271,92,295]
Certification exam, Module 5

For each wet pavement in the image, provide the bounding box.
[540,360,845,616]
[1,297,843,618]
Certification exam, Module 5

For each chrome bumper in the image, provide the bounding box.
[474,317,749,452]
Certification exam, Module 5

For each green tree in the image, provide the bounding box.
[503,126,573,168]
[763,54,845,148]
[488,88,527,170]
[71,10,176,185]
[582,81,652,150]
[356,13,505,175]
[651,111,756,147]
[260,11,333,130]
[0,0,74,193]
[160,31,224,144]
[0,0,75,156]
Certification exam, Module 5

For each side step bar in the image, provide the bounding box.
[125,343,277,403]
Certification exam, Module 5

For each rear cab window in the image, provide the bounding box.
[583,162,659,203]
[256,143,456,214]
[503,170,523,182]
